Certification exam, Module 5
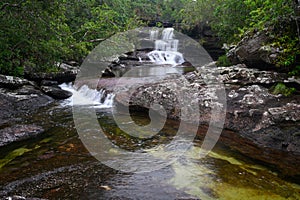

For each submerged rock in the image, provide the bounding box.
[0,125,44,147]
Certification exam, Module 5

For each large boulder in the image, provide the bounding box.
[0,75,54,129]
[227,31,280,69]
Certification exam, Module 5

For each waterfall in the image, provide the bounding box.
[59,83,115,108]
[162,28,174,40]
[148,28,185,65]
[150,30,159,41]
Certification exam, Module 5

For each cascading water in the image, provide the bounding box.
[59,83,114,108]
[148,28,185,65]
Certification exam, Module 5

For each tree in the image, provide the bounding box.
[179,0,299,69]
[0,0,141,76]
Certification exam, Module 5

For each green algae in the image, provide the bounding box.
[168,146,300,200]
[0,147,31,169]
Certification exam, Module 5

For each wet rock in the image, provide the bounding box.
[0,125,44,147]
[113,63,300,176]
[0,161,116,199]
[285,76,300,90]
[40,86,73,100]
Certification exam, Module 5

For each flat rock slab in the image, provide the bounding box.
[0,125,44,147]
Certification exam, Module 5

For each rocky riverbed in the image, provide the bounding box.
[108,63,300,179]
[1,55,300,185]
[0,64,77,146]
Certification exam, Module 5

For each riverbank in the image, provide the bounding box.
[1,61,300,200]
[0,64,77,146]
[1,60,300,181]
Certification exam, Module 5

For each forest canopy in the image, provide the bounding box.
[0,0,299,76]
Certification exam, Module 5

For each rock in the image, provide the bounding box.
[40,80,58,86]
[227,31,280,69]
[101,68,116,78]
[285,76,300,90]
[0,75,29,89]
[112,63,300,176]
[41,86,73,99]
[217,64,287,86]
[0,125,44,147]
[0,81,53,128]
[24,63,79,84]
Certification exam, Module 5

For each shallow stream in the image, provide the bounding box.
[0,97,300,199]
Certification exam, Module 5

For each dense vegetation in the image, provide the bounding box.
[0,0,299,76]
[0,0,144,76]
[180,0,299,72]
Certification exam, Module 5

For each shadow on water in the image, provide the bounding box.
[0,101,300,199]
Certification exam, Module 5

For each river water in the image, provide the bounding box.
[0,79,300,199]
[1,25,300,198]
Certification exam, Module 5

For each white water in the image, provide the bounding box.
[150,30,159,41]
[155,40,179,52]
[59,83,114,108]
[147,50,185,65]
[148,28,185,65]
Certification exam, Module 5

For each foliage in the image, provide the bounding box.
[1,0,299,76]
[179,0,217,32]
[271,83,296,97]
[0,0,69,75]
[160,0,186,23]
[212,0,249,43]
[216,55,231,67]
[271,32,300,68]
[243,0,294,31]
[0,0,141,76]
[180,0,299,70]
[289,65,300,76]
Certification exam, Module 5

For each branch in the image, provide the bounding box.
[0,3,9,11]
[88,38,106,43]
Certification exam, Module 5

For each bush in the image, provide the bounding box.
[216,55,232,67]
[271,83,296,96]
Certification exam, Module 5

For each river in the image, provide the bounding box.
[0,27,300,199]
[0,80,299,199]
